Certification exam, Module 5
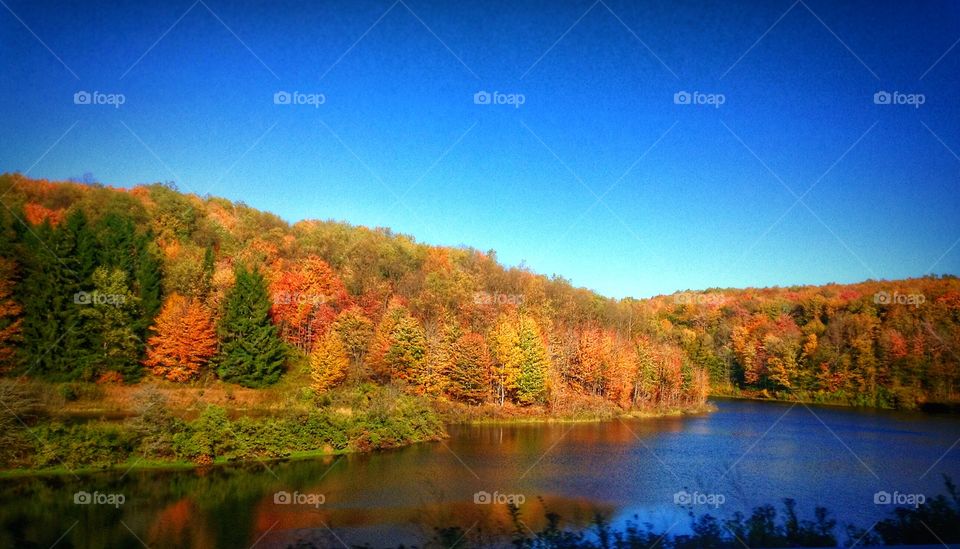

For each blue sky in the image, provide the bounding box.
[1,0,959,298]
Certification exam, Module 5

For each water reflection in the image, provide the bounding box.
[1,400,958,548]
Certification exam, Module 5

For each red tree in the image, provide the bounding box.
[269,257,350,351]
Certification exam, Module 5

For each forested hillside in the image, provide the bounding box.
[0,173,957,410]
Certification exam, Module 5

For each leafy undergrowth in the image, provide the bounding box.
[1,381,446,474]
[1,375,711,475]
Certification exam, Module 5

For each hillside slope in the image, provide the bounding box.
[0,173,957,411]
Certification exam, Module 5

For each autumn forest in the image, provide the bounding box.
[2,173,959,409]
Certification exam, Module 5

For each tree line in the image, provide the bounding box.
[1,173,957,409]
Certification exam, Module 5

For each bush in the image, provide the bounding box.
[127,387,184,458]
[172,406,234,463]
[56,382,103,403]
[33,422,136,469]
[0,380,37,467]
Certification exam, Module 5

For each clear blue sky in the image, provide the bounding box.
[1,0,959,298]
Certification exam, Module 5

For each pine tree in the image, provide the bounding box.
[64,209,99,283]
[310,330,350,392]
[81,267,142,380]
[216,265,286,387]
[136,236,163,330]
[144,293,217,382]
[514,314,549,405]
[98,213,138,277]
[19,215,97,379]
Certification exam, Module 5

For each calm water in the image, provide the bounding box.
[2,399,959,548]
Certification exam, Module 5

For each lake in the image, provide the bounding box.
[2,398,958,548]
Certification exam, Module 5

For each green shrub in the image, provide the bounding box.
[173,406,234,462]
[33,422,136,469]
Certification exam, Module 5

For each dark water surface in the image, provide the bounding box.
[2,399,958,548]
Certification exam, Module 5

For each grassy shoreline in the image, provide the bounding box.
[455,403,716,425]
[0,447,355,479]
[709,389,960,413]
[1,392,714,478]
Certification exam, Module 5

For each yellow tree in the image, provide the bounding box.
[445,332,492,404]
[367,298,405,381]
[332,308,374,382]
[416,319,459,397]
[310,330,350,392]
[488,314,519,406]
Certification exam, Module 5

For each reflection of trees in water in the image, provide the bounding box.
[0,459,331,547]
[451,418,686,450]
[0,456,615,548]
[252,495,616,548]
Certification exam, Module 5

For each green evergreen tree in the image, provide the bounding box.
[216,265,286,387]
[81,267,142,380]
[19,217,95,379]
[97,213,137,276]
[514,315,549,405]
[200,246,215,298]
[64,209,99,283]
[135,235,163,331]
